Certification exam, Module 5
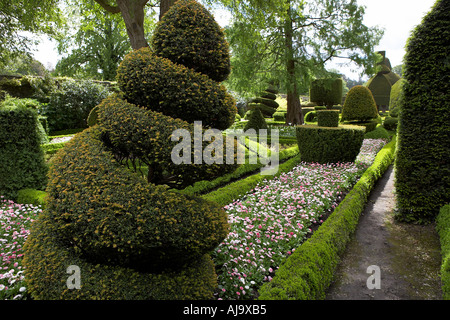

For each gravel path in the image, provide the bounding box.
[325,165,443,300]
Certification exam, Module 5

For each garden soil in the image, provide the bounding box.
[325,165,443,300]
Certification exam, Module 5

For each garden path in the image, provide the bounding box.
[325,165,443,300]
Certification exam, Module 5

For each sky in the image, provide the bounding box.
[32,0,436,80]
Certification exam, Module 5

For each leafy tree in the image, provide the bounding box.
[54,0,156,80]
[392,64,403,77]
[0,0,63,67]
[0,53,48,76]
[213,0,383,124]
[92,0,175,50]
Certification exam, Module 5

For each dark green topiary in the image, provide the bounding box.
[394,0,450,223]
[341,85,378,121]
[24,0,234,300]
[309,78,343,108]
[317,110,339,127]
[389,78,405,117]
[0,105,48,200]
[244,108,267,131]
[296,125,365,164]
[247,102,276,117]
[152,0,230,82]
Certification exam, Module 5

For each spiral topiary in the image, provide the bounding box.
[23,0,237,300]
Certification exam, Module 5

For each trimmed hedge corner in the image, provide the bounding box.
[257,136,397,300]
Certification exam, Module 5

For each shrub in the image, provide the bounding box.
[250,97,279,109]
[0,105,48,200]
[383,117,398,131]
[309,78,343,108]
[341,85,378,122]
[317,110,339,127]
[389,78,405,117]
[247,102,276,117]
[273,111,286,121]
[436,204,450,299]
[152,0,230,82]
[364,125,390,140]
[16,188,47,207]
[296,124,365,164]
[24,0,234,300]
[395,0,450,223]
[43,79,111,133]
[116,47,236,130]
[304,111,317,122]
[244,108,267,131]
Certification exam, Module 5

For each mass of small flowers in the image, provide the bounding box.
[0,197,41,300]
[0,138,387,300]
[212,138,387,300]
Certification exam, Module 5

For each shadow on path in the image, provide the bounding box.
[325,165,442,300]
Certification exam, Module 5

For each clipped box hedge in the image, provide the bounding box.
[258,136,397,300]
[296,124,365,164]
[317,110,339,127]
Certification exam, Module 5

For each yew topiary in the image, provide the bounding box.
[24,0,236,300]
[341,85,378,122]
[394,0,450,223]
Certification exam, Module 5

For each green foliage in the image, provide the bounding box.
[309,78,343,107]
[341,85,379,121]
[24,0,234,300]
[0,105,48,200]
[116,47,236,130]
[43,79,112,133]
[0,0,63,67]
[16,188,48,207]
[436,204,450,300]
[304,110,317,122]
[389,78,405,117]
[364,125,390,140]
[296,125,365,163]
[247,103,276,117]
[152,0,230,82]
[394,0,450,223]
[258,138,396,299]
[383,116,398,131]
[317,110,339,127]
[273,111,287,121]
[244,108,268,131]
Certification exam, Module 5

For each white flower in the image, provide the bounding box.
[19,287,26,292]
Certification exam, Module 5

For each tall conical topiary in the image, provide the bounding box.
[394,0,450,223]
[23,0,237,300]
[244,108,268,131]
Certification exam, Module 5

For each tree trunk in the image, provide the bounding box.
[117,0,149,50]
[159,0,177,20]
[284,2,303,125]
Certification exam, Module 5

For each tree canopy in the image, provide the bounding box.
[0,0,63,67]
[214,0,383,124]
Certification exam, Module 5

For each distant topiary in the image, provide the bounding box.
[394,0,450,223]
[389,78,405,118]
[309,78,343,108]
[244,108,267,131]
[24,0,235,300]
[341,85,378,122]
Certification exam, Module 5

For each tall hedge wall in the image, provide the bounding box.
[394,0,450,223]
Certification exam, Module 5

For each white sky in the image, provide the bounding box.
[32,0,436,79]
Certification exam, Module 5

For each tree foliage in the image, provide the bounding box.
[0,0,63,67]
[212,0,383,124]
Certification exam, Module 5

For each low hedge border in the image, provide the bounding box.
[436,204,450,300]
[202,152,302,207]
[257,136,397,300]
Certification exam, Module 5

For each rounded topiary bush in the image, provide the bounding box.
[24,0,236,300]
[394,0,450,223]
[152,0,230,82]
[341,85,378,122]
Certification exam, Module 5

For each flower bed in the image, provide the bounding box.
[212,139,388,300]
[0,197,40,300]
